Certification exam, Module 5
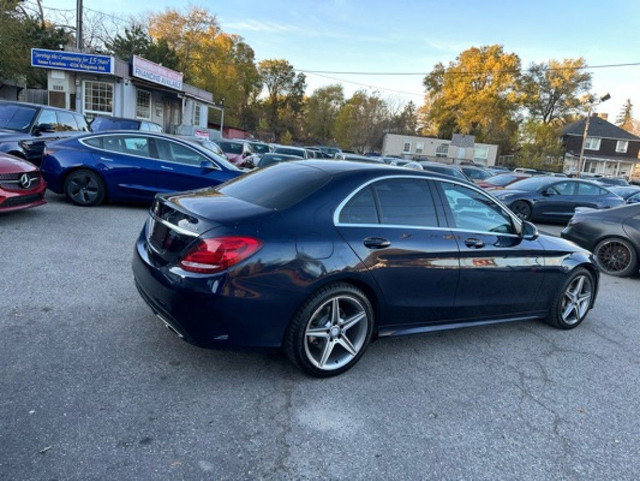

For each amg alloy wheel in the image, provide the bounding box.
[285,283,373,377]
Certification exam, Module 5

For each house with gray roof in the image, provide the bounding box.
[562,114,640,178]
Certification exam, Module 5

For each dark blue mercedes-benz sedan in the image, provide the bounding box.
[132,160,599,377]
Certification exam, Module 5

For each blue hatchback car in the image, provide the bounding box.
[132,160,599,377]
[41,131,242,206]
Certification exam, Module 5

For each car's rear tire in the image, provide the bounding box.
[64,169,106,207]
[284,283,374,377]
[511,200,532,221]
[593,237,638,277]
[546,267,594,329]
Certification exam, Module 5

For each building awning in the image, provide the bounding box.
[129,77,183,98]
[566,151,639,163]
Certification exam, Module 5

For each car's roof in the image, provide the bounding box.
[0,100,80,113]
[293,159,455,182]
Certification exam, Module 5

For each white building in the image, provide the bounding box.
[31,49,218,137]
[382,133,499,167]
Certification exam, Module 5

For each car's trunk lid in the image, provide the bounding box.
[147,189,272,264]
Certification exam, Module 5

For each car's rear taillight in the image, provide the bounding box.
[179,236,263,274]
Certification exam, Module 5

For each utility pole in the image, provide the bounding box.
[76,0,83,50]
[576,93,610,178]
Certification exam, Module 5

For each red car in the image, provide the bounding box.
[0,152,46,212]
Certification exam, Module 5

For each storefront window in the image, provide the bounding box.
[83,81,113,118]
[136,90,151,120]
[193,104,201,126]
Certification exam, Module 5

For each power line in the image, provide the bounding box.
[297,62,640,76]
[301,72,424,97]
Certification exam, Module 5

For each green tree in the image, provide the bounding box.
[149,7,261,129]
[303,84,344,144]
[517,119,564,171]
[389,101,418,135]
[1,1,69,86]
[616,98,634,133]
[521,58,591,124]
[105,24,179,69]
[258,59,306,141]
[423,45,522,153]
[334,90,389,153]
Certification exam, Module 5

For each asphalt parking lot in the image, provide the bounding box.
[2,193,640,481]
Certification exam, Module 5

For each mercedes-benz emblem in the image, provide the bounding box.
[19,173,32,189]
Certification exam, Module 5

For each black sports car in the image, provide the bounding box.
[562,204,640,277]
[492,177,625,222]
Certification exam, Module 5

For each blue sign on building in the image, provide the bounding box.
[31,48,114,75]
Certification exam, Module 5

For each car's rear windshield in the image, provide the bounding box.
[251,143,270,154]
[216,162,330,210]
[218,141,243,154]
[274,147,305,157]
[0,104,37,132]
[91,117,140,131]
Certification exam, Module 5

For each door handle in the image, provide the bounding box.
[99,156,113,162]
[464,238,485,248]
[160,165,174,171]
[363,237,391,249]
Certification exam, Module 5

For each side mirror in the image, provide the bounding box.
[200,160,217,170]
[34,123,55,135]
[541,189,554,197]
[521,220,539,240]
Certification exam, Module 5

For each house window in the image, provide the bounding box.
[435,143,449,158]
[473,146,489,162]
[193,104,201,126]
[415,142,424,154]
[83,81,113,118]
[616,140,628,153]
[136,90,151,120]
[402,142,411,154]
[584,137,601,151]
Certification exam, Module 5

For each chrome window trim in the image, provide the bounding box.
[333,174,523,234]
[79,134,222,171]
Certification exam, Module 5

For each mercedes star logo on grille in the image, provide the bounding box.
[19,173,32,189]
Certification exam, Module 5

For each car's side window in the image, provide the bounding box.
[121,136,151,156]
[339,186,378,224]
[628,193,640,203]
[552,182,575,195]
[373,179,438,227]
[440,181,516,234]
[339,178,438,227]
[576,182,607,196]
[153,138,209,166]
[56,112,79,131]
[37,109,57,127]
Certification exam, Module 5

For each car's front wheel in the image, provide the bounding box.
[64,169,106,207]
[546,267,594,329]
[285,283,374,377]
[593,237,638,277]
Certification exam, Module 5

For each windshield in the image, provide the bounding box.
[505,177,553,191]
[185,141,240,171]
[251,143,270,154]
[462,167,491,180]
[217,141,244,154]
[0,104,37,132]
[91,117,140,131]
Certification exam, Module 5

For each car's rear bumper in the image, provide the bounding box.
[132,232,287,349]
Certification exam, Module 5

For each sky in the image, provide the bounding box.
[43,0,640,121]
